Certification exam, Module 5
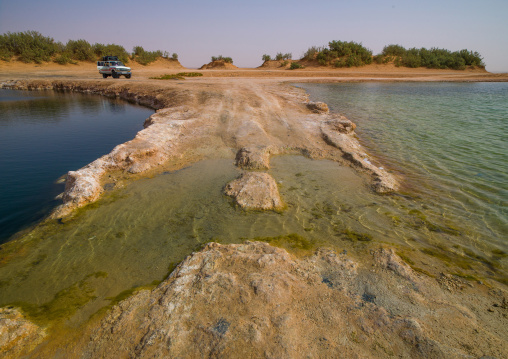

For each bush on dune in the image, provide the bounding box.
[131,46,175,65]
[0,31,60,63]
[378,44,484,70]
[306,41,372,67]
[211,55,233,64]
[93,43,130,63]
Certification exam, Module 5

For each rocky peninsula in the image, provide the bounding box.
[1,66,507,358]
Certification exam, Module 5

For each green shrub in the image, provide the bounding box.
[306,40,373,67]
[177,72,203,77]
[53,53,77,65]
[131,45,165,65]
[93,43,129,63]
[334,59,347,68]
[150,72,203,80]
[0,48,13,61]
[459,49,483,67]
[262,54,271,62]
[289,62,304,70]
[346,54,362,67]
[211,55,233,64]
[65,39,95,61]
[382,44,407,57]
[171,53,178,60]
[378,46,484,70]
[275,52,292,61]
[373,55,384,64]
[302,46,323,60]
[0,31,60,63]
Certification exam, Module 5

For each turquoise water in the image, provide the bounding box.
[296,82,508,252]
[0,89,153,243]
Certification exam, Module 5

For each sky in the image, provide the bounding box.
[1,0,507,72]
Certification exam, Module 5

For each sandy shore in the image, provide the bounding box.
[1,62,507,358]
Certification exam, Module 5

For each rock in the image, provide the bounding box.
[234,146,274,170]
[321,120,397,193]
[224,172,283,210]
[325,116,356,134]
[52,107,198,218]
[307,101,329,114]
[373,247,418,284]
[0,307,46,358]
[80,242,494,359]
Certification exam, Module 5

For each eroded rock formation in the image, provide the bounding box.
[224,172,283,210]
[78,242,508,358]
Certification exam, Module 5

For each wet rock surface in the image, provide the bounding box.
[235,146,275,170]
[321,116,397,193]
[0,308,46,358]
[224,172,283,210]
[77,242,508,359]
[307,101,330,113]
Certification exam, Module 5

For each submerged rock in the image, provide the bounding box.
[0,307,46,358]
[321,117,397,193]
[224,172,283,210]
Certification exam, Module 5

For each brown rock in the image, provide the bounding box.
[0,307,46,358]
[307,101,329,114]
[79,242,505,359]
[325,116,357,134]
[224,172,283,210]
[234,146,274,170]
[321,120,397,193]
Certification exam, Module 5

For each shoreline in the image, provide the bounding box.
[1,70,507,357]
[0,78,398,219]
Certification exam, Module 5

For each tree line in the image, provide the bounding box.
[0,31,178,65]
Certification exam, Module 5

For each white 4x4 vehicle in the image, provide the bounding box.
[97,56,132,79]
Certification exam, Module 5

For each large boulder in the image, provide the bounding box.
[224,172,283,210]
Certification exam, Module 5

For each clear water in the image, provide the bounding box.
[0,84,507,329]
[0,89,153,243]
[296,82,508,252]
[0,155,445,325]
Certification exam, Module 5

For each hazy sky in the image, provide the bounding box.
[1,0,507,72]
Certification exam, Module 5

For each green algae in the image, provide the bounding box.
[8,271,108,327]
[492,249,507,257]
[254,233,315,253]
[396,252,415,266]
[407,209,461,236]
[340,229,373,242]
[451,272,479,281]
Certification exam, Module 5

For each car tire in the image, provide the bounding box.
[102,74,108,78]
[112,71,119,79]
[125,74,131,79]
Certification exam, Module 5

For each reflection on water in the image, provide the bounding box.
[0,89,153,242]
[1,156,505,326]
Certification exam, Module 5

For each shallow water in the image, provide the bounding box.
[2,154,504,326]
[296,82,508,253]
[0,89,153,243]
